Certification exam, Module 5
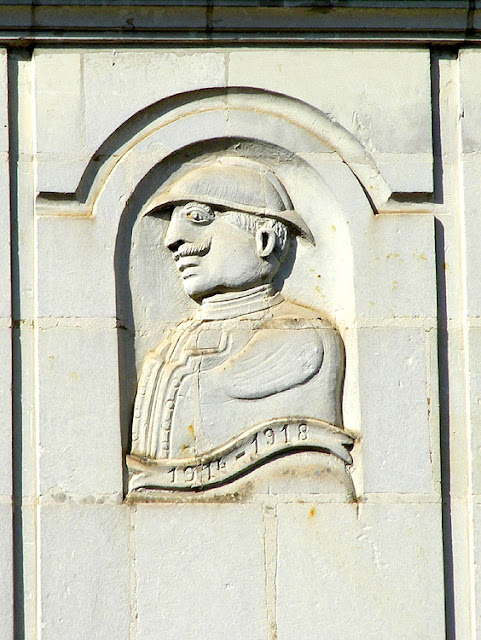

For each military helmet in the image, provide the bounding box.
[144,157,314,243]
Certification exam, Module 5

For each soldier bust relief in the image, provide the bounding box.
[127,157,354,491]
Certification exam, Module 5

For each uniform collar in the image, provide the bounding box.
[197,284,283,321]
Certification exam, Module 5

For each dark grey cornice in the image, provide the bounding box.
[0,1,478,45]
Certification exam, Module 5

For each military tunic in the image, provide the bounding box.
[131,284,344,460]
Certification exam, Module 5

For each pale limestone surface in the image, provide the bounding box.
[227,48,433,193]
[37,325,123,499]
[357,326,434,495]
[134,504,268,639]
[0,503,13,639]
[39,504,130,639]
[0,47,13,640]
[457,49,481,636]
[33,47,433,196]
[276,503,445,640]
[30,44,443,638]
[3,10,479,638]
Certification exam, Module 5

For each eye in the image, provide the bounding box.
[184,204,215,224]
[187,210,208,222]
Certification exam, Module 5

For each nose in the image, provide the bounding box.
[166,237,183,253]
[164,217,185,253]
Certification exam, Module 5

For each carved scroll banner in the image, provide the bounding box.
[127,418,354,491]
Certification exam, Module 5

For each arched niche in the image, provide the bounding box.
[94,91,380,461]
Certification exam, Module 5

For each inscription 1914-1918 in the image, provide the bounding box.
[128,418,353,491]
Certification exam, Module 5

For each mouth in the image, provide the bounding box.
[177,258,199,271]
[177,260,200,278]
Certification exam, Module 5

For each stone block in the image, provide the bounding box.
[134,503,268,640]
[36,215,117,319]
[0,328,11,496]
[473,502,481,637]
[448,497,471,640]
[0,50,9,321]
[468,327,481,495]
[39,504,130,639]
[0,503,13,640]
[352,214,436,321]
[34,5,206,31]
[0,153,9,322]
[357,326,434,495]
[34,52,84,158]
[35,49,226,194]
[212,5,469,35]
[34,156,90,195]
[227,48,433,193]
[0,49,9,154]
[276,502,445,640]
[82,49,225,150]
[459,156,481,318]
[37,326,123,499]
[459,49,481,153]
[377,154,434,194]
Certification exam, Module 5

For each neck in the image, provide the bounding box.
[197,284,283,320]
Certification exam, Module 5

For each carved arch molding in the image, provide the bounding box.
[36,87,410,216]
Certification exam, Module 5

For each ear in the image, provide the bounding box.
[255,226,277,258]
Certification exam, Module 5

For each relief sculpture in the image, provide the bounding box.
[127,156,354,491]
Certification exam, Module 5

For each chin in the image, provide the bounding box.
[181,274,270,301]
[182,277,211,301]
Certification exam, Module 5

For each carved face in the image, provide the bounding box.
[164,202,276,300]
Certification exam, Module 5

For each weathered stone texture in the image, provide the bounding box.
[2,3,481,639]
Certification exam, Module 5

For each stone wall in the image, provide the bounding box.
[2,2,481,639]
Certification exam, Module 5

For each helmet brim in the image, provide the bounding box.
[144,192,315,244]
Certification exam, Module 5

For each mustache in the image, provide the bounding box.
[173,238,211,260]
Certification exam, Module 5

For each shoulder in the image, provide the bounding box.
[212,300,342,400]
[265,298,339,332]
